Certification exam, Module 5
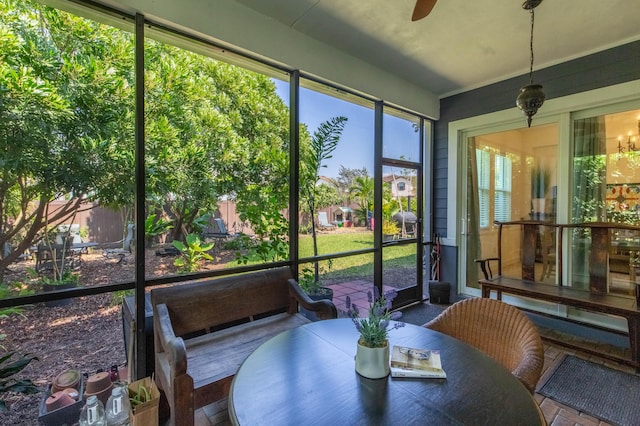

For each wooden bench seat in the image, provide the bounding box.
[478,221,640,369]
[480,276,640,367]
[151,267,337,426]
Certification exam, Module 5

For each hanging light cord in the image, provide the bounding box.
[528,8,535,85]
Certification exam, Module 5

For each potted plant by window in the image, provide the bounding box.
[382,220,399,242]
[36,269,79,307]
[298,266,334,321]
[344,288,404,379]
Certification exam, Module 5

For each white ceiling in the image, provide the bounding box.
[234,0,640,98]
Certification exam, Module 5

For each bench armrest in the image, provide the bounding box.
[155,303,188,377]
[475,258,500,280]
[288,279,338,320]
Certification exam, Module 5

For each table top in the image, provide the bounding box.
[229,319,543,426]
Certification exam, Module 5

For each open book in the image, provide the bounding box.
[390,345,447,378]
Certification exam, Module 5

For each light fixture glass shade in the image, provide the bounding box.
[516,84,546,127]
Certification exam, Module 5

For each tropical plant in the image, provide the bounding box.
[144,214,173,242]
[350,175,374,225]
[0,350,40,412]
[344,288,404,348]
[173,234,214,273]
[299,116,348,281]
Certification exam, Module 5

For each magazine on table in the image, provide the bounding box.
[390,345,447,379]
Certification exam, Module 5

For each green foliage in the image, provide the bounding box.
[173,234,214,273]
[221,235,252,251]
[299,117,348,280]
[0,0,136,277]
[0,282,34,317]
[144,41,291,242]
[298,266,327,295]
[0,351,40,412]
[350,175,374,211]
[110,289,134,307]
[1,0,293,275]
[382,220,399,236]
[298,260,334,296]
[573,155,607,223]
[37,269,78,287]
[235,193,289,264]
[144,214,173,238]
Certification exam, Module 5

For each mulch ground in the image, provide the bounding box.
[0,247,189,425]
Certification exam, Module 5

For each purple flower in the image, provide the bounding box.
[367,291,373,304]
[345,295,351,309]
[351,304,360,317]
[373,305,385,317]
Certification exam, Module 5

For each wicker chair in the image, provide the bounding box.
[424,297,544,394]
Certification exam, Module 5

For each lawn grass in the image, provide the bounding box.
[225,229,417,282]
[298,230,416,281]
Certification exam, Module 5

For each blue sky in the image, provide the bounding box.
[273,79,421,179]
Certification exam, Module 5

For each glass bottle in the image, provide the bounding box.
[105,385,131,426]
[79,395,106,426]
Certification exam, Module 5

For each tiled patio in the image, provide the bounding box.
[327,280,397,316]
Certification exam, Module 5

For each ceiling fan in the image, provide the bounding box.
[411,0,438,21]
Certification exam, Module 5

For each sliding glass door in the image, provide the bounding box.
[461,124,559,293]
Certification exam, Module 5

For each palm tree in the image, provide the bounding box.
[350,175,374,227]
[300,116,348,283]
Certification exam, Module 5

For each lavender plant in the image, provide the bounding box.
[345,288,404,348]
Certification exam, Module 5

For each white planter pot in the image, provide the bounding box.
[355,339,390,379]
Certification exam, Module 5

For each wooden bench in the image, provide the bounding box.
[478,221,640,369]
[151,267,337,426]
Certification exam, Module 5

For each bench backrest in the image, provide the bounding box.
[495,220,640,293]
[150,267,294,337]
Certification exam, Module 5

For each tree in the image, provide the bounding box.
[0,0,135,279]
[299,116,348,281]
[1,0,295,277]
[335,166,368,206]
[143,40,291,245]
[350,175,374,226]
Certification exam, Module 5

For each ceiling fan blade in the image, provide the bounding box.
[412,0,438,21]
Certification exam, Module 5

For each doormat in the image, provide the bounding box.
[538,354,640,426]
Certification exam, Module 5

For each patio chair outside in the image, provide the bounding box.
[203,217,232,238]
[103,223,134,263]
[318,212,335,230]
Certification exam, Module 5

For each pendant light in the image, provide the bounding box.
[516,0,545,128]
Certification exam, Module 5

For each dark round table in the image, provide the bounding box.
[229,319,544,425]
